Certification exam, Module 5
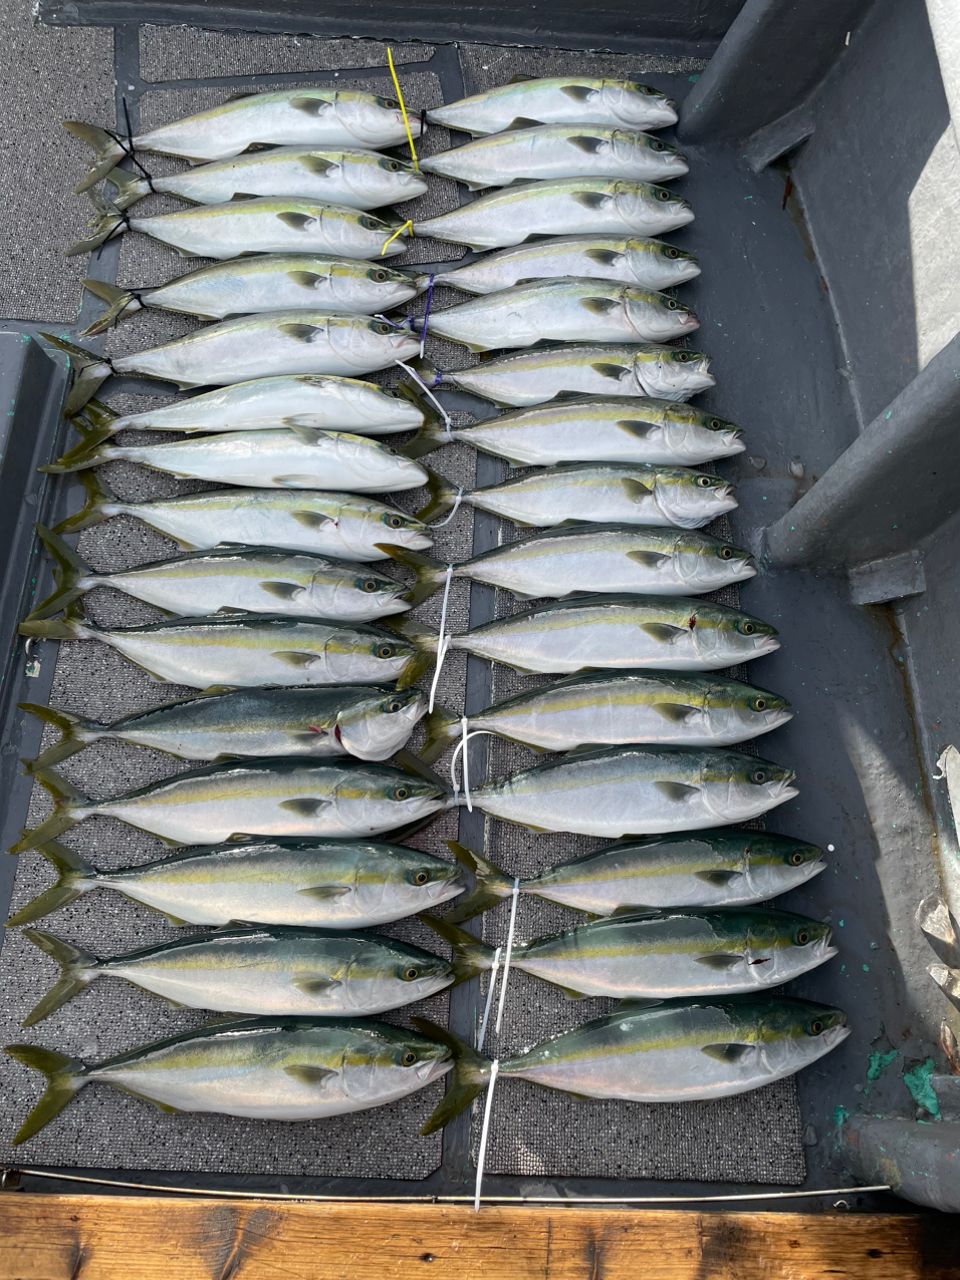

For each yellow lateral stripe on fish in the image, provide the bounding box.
[387,47,420,172]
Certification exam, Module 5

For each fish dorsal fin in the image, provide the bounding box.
[653,702,698,723]
[229,191,260,201]
[556,983,589,1000]
[694,953,744,969]
[655,780,699,802]
[298,884,351,899]
[508,74,537,84]
[283,1063,337,1085]
[225,89,257,103]
[280,798,330,816]
[293,976,342,995]
[701,1042,754,1063]
[640,622,687,644]
[505,117,542,130]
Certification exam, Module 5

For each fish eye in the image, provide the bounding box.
[752,696,768,711]
[794,927,812,946]
[376,643,396,659]
[401,1049,418,1066]
[708,418,724,431]
[377,96,400,109]
[663,245,680,259]
[718,545,734,560]
[369,268,389,283]
[738,620,756,636]
[360,215,381,230]
[651,138,665,151]
[751,768,768,785]
[384,512,405,528]
[665,298,679,310]
[696,475,715,488]
[789,850,807,866]
[359,578,380,593]
[655,187,671,201]
[807,1018,825,1036]
[373,320,393,335]
[380,157,403,171]
[674,350,691,362]
[637,84,657,96]
[393,784,411,801]
[401,965,421,981]
[384,697,405,713]
[412,869,430,886]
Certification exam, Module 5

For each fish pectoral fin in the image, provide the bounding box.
[561,85,598,103]
[261,580,305,601]
[628,550,671,568]
[297,884,351,899]
[695,869,741,886]
[572,192,610,210]
[293,976,342,996]
[283,1063,337,1086]
[274,650,321,667]
[274,475,319,487]
[617,420,656,438]
[290,95,334,116]
[580,297,619,315]
[303,156,339,175]
[569,135,607,154]
[279,322,322,341]
[591,361,628,380]
[694,953,745,969]
[655,781,700,802]
[621,478,653,499]
[701,1042,755,1063]
[640,622,688,644]
[653,702,699,724]
[288,270,324,287]
[293,510,336,527]
[586,248,624,267]
[280,798,330,816]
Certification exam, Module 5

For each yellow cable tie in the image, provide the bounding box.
[387,45,420,172]
[381,219,414,256]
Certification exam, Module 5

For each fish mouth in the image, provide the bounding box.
[772,782,799,804]
[430,872,467,901]
[821,1023,851,1051]
[763,706,794,732]
[754,632,781,657]
[817,942,839,964]
[735,557,757,580]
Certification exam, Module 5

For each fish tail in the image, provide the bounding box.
[20,703,98,771]
[375,546,446,608]
[20,929,100,1027]
[419,915,495,985]
[18,604,87,643]
[10,769,91,854]
[52,472,113,542]
[103,164,151,212]
[63,120,127,193]
[37,333,114,417]
[66,188,128,257]
[79,397,121,434]
[443,841,516,923]
[41,418,112,473]
[414,471,460,525]
[418,705,461,765]
[4,1043,88,1144]
[400,416,450,461]
[7,841,97,925]
[25,526,92,622]
[80,278,143,337]
[411,1017,492,1135]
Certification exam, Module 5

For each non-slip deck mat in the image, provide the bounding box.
[0,34,807,1187]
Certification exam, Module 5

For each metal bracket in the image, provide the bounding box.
[848,550,926,605]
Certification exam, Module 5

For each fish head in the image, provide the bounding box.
[651,468,737,528]
[632,346,714,399]
[367,768,449,828]
[628,239,700,289]
[337,150,427,204]
[336,687,426,761]
[683,604,779,667]
[375,154,429,199]
[742,912,836,985]
[628,131,689,177]
[333,262,417,312]
[623,287,699,342]
[364,631,421,682]
[737,836,825,900]
[699,750,798,823]
[673,532,755,590]
[662,404,744,460]
[337,566,411,620]
[342,1022,453,1102]
[376,505,434,553]
[356,845,465,916]
[622,181,693,232]
[387,940,456,1003]
[752,999,850,1075]
[332,92,419,148]
[703,680,792,740]
[605,80,679,129]
[331,315,419,370]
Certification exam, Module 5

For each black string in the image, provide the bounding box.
[113,96,158,194]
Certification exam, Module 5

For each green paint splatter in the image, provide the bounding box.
[833,1104,848,1127]
[866,1049,897,1083]
[902,1058,941,1119]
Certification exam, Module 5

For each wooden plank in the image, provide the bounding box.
[1,1195,959,1280]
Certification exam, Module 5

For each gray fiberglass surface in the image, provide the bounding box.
[0,13,943,1210]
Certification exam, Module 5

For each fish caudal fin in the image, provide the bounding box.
[21,929,100,1027]
[10,769,91,854]
[411,1017,492,1135]
[63,120,127,193]
[415,471,461,525]
[20,702,98,771]
[38,334,114,418]
[41,419,112,473]
[443,841,517,923]
[103,165,151,212]
[66,188,129,258]
[25,526,93,622]
[419,914,495,985]
[418,706,461,765]
[374,545,447,608]
[7,841,97,926]
[4,1043,88,1144]
[52,469,113,536]
[18,606,87,643]
[81,279,143,337]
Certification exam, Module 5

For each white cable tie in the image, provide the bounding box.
[427,564,454,714]
[494,877,521,1036]
[395,358,453,434]
[430,485,464,529]
[476,945,502,1052]
[460,716,472,812]
[473,1058,500,1213]
[451,726,498,814]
